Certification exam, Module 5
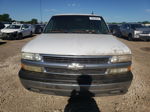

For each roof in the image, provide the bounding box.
[53,13,100,17]
[12,23,23,25]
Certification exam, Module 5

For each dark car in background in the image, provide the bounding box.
[108,24,122,37]
[0,22,5,38]
[34,24,43,34]
[0,22,5,29]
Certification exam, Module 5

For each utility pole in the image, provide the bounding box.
[40,0,42,23]
[91,11,94,15]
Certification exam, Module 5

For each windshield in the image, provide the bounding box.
[44,16,109,34]
[6,25,21,29]
[131,24,143,29]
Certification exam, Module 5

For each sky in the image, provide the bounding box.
[0,0,150,23]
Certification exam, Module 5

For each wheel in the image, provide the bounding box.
[117,32,122,38]
[10,36,15,40]
[18,34,23,40]
[30,31,33,36]
[128,34,133,41]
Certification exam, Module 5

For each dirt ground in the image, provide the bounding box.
[0,36,150,112]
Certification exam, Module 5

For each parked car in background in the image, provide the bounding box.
[34,24,43,34]
[30,25,35,34]
[2,22,12,28]
[108,24,122,37]
[120,23,150,41]
[0,22,5,38]
[1,24,33,40]
[0,22,5,29]
[19,14,133,97]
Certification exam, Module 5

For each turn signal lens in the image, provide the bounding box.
[106,66,131,74]
[21,64,43,72]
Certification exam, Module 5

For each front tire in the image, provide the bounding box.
[18,33,23,40]
[128,34,133,41]
[30,31,33,37]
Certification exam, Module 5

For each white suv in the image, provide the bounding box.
[19,14,133,97]
[1,24,33,40]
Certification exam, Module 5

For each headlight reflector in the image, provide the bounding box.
[22,52,42,61]
[110,55,131,63]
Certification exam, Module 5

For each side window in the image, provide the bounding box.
[124,24,128,29]
[126,24,130,29]
[121,24,126,29]
[122,24,129,29]
[22,25,29,29]
[25,25,29,29]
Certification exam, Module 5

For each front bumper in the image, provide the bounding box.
[1,32,18,39]
[139,33,150,40]
[0,32,2,38]
[19,69,133,97]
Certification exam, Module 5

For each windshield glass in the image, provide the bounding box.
[44,16,109,34]
[6,25,21,29]
[131,24,143,29]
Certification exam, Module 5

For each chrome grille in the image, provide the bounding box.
[143,31,150,34]
[41,55,110,75]
[42,56,109,64]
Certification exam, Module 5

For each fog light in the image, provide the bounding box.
[21,64,43,72]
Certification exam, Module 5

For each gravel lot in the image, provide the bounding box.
[0,35,150,112]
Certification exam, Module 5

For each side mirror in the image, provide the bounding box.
[22,28,25,30]
[127,27,130,30]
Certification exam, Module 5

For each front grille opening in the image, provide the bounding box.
[42,56,109,64]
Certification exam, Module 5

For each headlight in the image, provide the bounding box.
[21,52,42,61]
[110,55,131,63]
[106,66,131,74]
[21,64,43,72]
[134,30,143,34]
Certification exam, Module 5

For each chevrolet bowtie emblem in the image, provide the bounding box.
[68,63,84,70]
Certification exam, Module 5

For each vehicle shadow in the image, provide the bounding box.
[0,41,6,45]
[64,75,101,112]
[26,34,37,38]
[1,34,37,40]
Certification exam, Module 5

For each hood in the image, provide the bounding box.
[22,34,131,56]
[136,27,150,32]
[1,29,20,33]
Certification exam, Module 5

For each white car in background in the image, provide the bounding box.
[1,24,33,40]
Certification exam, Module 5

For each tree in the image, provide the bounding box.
[0,14,12,22]
[142,21,150,24]
[30,18,38,24]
